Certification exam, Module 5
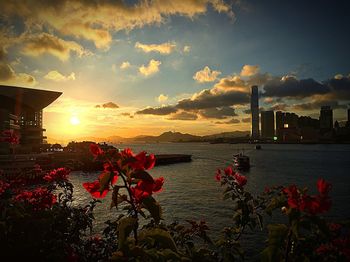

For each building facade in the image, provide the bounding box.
[0,85,62,154]
[250,85,259,139]
[261,110,275,139]
[319,106,333,133]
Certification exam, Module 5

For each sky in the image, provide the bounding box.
[0,0,349,142]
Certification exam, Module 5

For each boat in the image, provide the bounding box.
[233,153,250,170]
[255,144,262,150]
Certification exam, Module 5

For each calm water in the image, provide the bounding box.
[69,143,350,257]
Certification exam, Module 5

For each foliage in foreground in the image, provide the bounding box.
[0,141,349,261]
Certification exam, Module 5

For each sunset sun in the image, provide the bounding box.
[70,116,80,126]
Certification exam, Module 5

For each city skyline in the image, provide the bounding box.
[0,0,350,141]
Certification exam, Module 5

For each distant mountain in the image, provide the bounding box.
[132,131,201,142]
[202,131,250,139]
[48,130,250,145]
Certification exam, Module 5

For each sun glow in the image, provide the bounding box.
[70,116,80,125]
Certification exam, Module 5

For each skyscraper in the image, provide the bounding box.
[261,111,275,139]
[319,106,333,132]
[251,85,259,139]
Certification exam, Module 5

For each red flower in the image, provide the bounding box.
[128,151,156,170]
[215,169,222,181]
[0,180,10,196]
[317,178,332,196]
[83,172,118,198]
[14,187,57,210]
[131,176,164,202]
[224,166,233,176]
[1,130,19,145]
[234,173,247,187]
[283,185,300,209]
[83,180,109,199]
[90,143,103,157]
[329,223,342,232]
[144,154,156,170]
[44,168,70,182]
[120,148,134,158]
[153,177,164,192]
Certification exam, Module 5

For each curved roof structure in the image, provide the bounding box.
[0,85,62,111]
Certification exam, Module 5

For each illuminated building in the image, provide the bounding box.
[0,85,62,154]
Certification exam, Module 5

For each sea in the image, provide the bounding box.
[69,143,350,258]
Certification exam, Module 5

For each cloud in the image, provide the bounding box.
[199,106,237,119]
[193,66,221,83]
[241,117,251,123]
[167,111,198,121]
[95,102,119,109]
[324,75,350,99]
[0,63,36,86]
[158,94,168,103]
[263,76,330,98]
[176,89,249,110]
[44,70,75,82]
[1,1,234,49]
[135,42,176,54]
[21,33,88,61]
[240,65,260,77]
[120,61,131,70]
[139,59,161,76]
[292,99,347,111]
[215,118,240,124]
[269,103,289,111]
[136,106,177,115]
[183,45,191,53]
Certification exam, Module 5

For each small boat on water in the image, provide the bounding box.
[233,153,250,170]
[255,144,262,150]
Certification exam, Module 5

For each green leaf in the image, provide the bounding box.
[110,186,120,209]
[261,224,288,262]
[139,228,178,252]
[142,196,162,224]
[132,170,154,183]
[98,172,112,193]
[117,217,138,250]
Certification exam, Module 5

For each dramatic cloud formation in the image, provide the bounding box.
[193,66,221,83]
[158,94,169,103]
[176,89,249,110]
[199,106,237,119]
[139,59,161,76]
[241,117,251,123]
[21,33,88,61]
[136,106,177,115]
[215,118,240,124]
[292,98,347,111]
[0,63,36,86]
[95,102,119,109]
[135,42,176,54]
[240,65,260,77]
[167,111,198,121]
[120,61,131,70]
[324,74,350,99]
[263,76,330,98]
[44,70,75,82]
[0,1,234,49]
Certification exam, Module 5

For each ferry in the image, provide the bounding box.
[233,153,250,170]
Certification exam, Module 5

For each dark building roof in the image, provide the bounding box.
[0,85,62,111]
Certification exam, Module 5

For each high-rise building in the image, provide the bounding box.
[275,111,299,141]
[0,85,62,154]
[250,85,259,139]
[319,106,333,132]
[261,111,275,139]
